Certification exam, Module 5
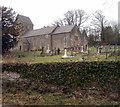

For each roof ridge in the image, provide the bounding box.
[22,25,76,37]
[23,26,57,37]
[52,24,76,35]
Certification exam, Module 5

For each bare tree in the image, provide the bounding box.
[52,9,89,28]
[92,10,107,42]
[53,19,65,26]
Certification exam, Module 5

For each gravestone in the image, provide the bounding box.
[62,49,74,59]
[46,45,50,55]
[97,47,100,54]
[81,46,84,53]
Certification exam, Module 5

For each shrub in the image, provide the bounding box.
[2,61,120,88]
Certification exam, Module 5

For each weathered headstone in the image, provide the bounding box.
[81,46,84,53]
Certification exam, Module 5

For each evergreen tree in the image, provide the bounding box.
[1,6,23,53]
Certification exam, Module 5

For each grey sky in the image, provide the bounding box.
[0,0,119,29]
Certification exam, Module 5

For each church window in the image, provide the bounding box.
[64,36,68,43]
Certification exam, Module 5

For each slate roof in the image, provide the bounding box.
[52,25,75,35]
[23,26,57,37]
[17,15,33,25]
[23,25,76,38]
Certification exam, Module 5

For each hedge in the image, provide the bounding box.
[2,61,120,87]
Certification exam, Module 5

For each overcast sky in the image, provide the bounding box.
[0,0,119,29]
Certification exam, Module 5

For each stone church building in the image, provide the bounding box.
[16,15,88,52]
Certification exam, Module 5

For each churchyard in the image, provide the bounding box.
[2,45,120,105]
[2,45,120,63]
[2,4,120,105]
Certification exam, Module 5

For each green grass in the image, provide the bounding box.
[4,50,83,63]
[3,52,120,64]
[3,45,120,63]
[11,50,41,58]
[31,55,81,63]
[85,54,120,61]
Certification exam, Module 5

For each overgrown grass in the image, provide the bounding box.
[2,78,118,105]
[2,90,114,105]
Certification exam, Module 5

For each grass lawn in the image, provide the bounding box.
[2,49,120,63]
[3,51,81,63]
